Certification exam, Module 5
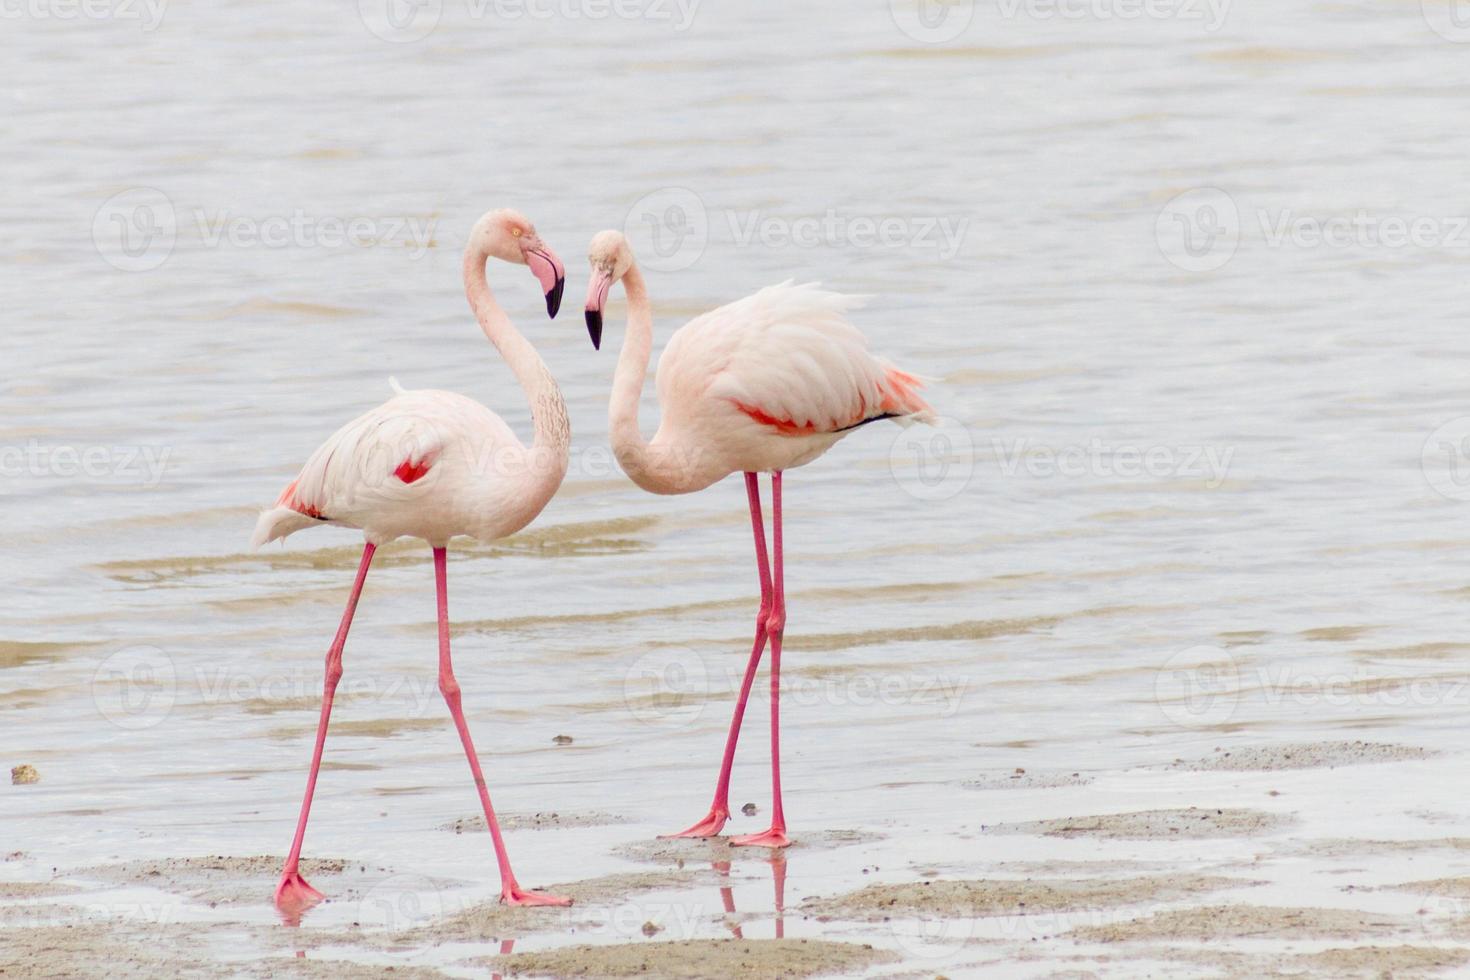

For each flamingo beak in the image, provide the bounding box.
[584,269,612,350]
[525,244,566,319]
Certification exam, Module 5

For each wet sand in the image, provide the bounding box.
[10,735,1470,979]
[985,807,1293,840]
[490,938,897,978]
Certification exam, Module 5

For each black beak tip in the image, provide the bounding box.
[546,277,565,319]
[585,309,603,350]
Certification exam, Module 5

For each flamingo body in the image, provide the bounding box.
[251,383,565,549]
[653,282,934,482]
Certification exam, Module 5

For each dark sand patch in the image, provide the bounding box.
[989,807,1290,840]
[1070,904,1411,943]
[443,810,629,833]
[269,716,445,740]
[398,871,712,942]
[1285,944,1470,977]
[1297,838,1470,858]
[991,860,1182,876]
[0,640,90,669]
[1391,876,1470,897]
[0,687,58,708]
[1218,630,1270,647]
[0,920,454,979]
[0,880,78,900]
[0,923,218,980]
[1353,642,1470,661]
[74,855,398,907]
[803,874,1252,920]
[1301,625,1375,642]
[1165,741,1432,772]
[966,769,1092,790]
[490,938,896,979]
[241,693,354,715]
[618,829,880,866]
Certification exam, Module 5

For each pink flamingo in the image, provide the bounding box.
[582,231,935,847]
[252,209,574,910]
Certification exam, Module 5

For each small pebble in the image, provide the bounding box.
[553,734,573,745]
[11,765,39,785]
[741,802,758,816]
[641,920,662,937]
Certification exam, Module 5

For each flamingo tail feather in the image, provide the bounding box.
[250,507,316,550]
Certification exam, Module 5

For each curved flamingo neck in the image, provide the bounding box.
[608,262,679,493]
[463,247,570,488]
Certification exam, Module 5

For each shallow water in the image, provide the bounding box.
[7,0,1470,976]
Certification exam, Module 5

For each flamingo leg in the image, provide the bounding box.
[733,471,791,849]
[433,547,571,907]
[772,853,787,938]
[275,542,377,911]
[713,860,743,938]
[663,472,774,839]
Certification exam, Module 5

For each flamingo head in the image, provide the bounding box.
[471,209,566,318]
[584,229,635,350]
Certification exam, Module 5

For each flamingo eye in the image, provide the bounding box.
[511,227,523,238]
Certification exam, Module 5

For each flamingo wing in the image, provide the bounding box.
[251,397,446,548]
[286,408,443,515]
[660,281,934,436]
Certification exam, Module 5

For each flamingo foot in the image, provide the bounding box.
[502,885,573,907]
[660,806,730,839]
[274,871,326,910]
[730,827,791,849]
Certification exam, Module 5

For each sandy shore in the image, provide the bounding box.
[7,735,1470,977]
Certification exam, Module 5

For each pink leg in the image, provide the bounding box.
[664,472,774,839]
[434,548,570,907]
[714,860,743,939]
[733,471,790,849]
[491,939,515,980]
[772,854,787,938]
[275,543,377,911]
